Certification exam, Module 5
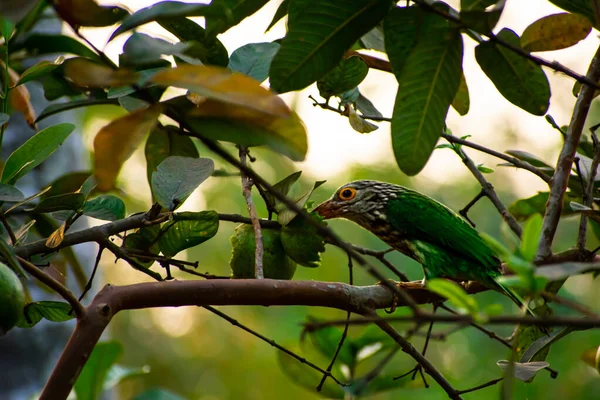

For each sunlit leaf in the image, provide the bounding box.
[93,104,163,191]
[46,221,67,249]
[451,72,470,116]
[520,214,543,262]
[475,28,550,115]
[548,0,599,28]
[63,58,139,88]
[348,105,378,133]
[581,346,600,374]
[2,123,75,184]
[228,42,280,82]
[521,13,591,52]
[15,59,63,87]
[5,64,36,127]
[159,211,219,257]
[16,301,75,328]
[151,156,214,210]
[269,0,393,93]
[427,278,478,315]
[153,65,290,117]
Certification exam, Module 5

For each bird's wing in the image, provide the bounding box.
[386,191,499,269]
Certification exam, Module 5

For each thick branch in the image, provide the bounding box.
[537,45,600,261]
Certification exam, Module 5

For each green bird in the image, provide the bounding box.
[314,180,531,314]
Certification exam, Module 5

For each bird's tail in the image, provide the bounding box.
[493,280,536,317]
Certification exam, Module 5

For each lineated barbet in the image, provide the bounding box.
[314,180,532,314]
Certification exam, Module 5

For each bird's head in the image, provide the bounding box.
[313,180,398,222]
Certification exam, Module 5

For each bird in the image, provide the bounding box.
[313,179,532,314]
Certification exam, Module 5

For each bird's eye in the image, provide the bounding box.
[338,188,357,201]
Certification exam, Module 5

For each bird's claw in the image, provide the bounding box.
[377,279,400,313]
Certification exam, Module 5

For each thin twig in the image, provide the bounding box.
[457,377,503,395]
[453,144,523,238]
[202,305,345,385]
[340,242,409,282]
[317,253,354,391]
[577,130,600,253]
[353,347,401,395]
[541,291,600,318]
[78,246,104,301]
[537,45,600,261]
[100,237,163,281]
[438,304,512,348]
[0,213,17,245]
[239,146,264,279]
[459,189,486,228]
[17,256,85,319]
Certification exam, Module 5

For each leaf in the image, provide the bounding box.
[103,364,150,392]
[120,33,192,67]
[266,0,289,32]
[520,214,543,262]
[158,211,219,257]
[477,164,494,173]
[33,193,86,213]
[277,344,346,399]
[205,0,269,36]
[263,171,303,210]
[521,13,592,52]
[153,65,290,117]
[53,0,129,27]
[46,221,67,249]
[278,181,326,226]
[36,98,119,123]
[110,1,208,40]
[74,341,123,400]
[426,278,478,315]
[581,346,600,374]
[307,322,355,367]
[0,238,25,276]
[0,16,14,39]
[520,326,582,363]
[496,360,549,382]
[383,6,420,77]
[460,0,506,34]
[509,192,580,221]
[15,59,63,87]
[269,0,393,93]
[0,184,24,202]
[151,157,214,210]
[348,105,378,133]
[359,24,385,52]
[17,301,75,328]
[281,215,326,268]
[123,227,161,268]
[6,66,36,128]
[133,389,186,400]
[83,195,126,221]
[475,28,550,115]
[390,11,463,175]
[63,58,139,88]
[5,186,52,214]
[184,105,308,161]
[317,56,369,99]
[548,0,599,28]
[228,42,280,82]
[158,17,229,67]
[451,72,470,116]
[2,123,75,184]
[15,34,100,61]
[93,104,163,191]
[355,92,383,118]
[504,150,553,169]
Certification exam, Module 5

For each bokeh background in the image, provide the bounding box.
[14,0,600,398]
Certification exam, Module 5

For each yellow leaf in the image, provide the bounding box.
[63,58,138,88]
[5,65,36,128]
[521,13,592,53]
[94,104,163,191]
[451,73,470,116]
[348,105,378,133]
[152,65,290,118]
[45,222,66,249]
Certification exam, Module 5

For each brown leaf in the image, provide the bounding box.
[52,0,129,28]
[3,64,36,128]
[152,65,290,117]
[521,13,592,53]
[63,58,138,88]
[94,104,163,191]
[45,221,66,249]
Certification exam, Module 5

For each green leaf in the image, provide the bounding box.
[496,360,549,382]
[103,364,150,392]
[33,193,86,213]
[0,184,24,202]
[390,11,463,175]
[521,13,592,52]
[110,1,209,41]
[460,0,506,34]
[277,344,346,399]
[426,278,479,315]
[383,6,423,76]
[205,0,269,36]
[263,171,302,209]
[269,0,393,93]
[504,150,553,169]
[158,17,229,67]
[228,42,280,82]
[509,192,582,221]
[14,34,100,61]
[520,326,582,363]
[133,389,186,400]
[151,156,214,210]
[0,238,25,277]
[520,214,543,262]
[266,0,289,32]
[42,171,92,199]
[17,301,75,328]
[452,72,470,116]
[83,195,126,221]
[307,322,356,367]
[281,215,326,268]
[123,227,160,268]
[120,33,192,67]
[158,211,219,257]
[355,91,383,118]
[36,98,119,124]
[2,123,75,184]
[74,341,123,400]
[461,0,498,10]
[316,56,369,99]
[548,0,599,28]
[278,181,326,226]
[0,16,14,39]
[477,164,494,173]
[475,28,550,115]
[15,60,62,87]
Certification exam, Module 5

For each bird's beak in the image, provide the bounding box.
[313,200,337,219]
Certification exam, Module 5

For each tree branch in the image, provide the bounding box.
[577,130,600,253]
[537,45,600,261]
